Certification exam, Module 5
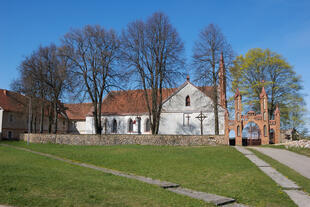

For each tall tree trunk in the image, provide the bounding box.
[34,115,37,133]
[48,104,53,133]
[53,101,58,134]
[40,104,44,133]
[213,66,219,135]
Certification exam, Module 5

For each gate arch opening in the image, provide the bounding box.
[242,122,261,146]
[269,129,275,144]
[229,130,236,146]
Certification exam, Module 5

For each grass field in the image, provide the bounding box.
[0,144,211,207]
[250,148,310,195]
[264,144,310,157]
[2,141,297,207]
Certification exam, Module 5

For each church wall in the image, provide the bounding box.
[86,115,152,135]
[82,82,225,135]
[68,120,88,134]
[159,111,225,135]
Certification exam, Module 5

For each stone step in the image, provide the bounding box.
[167,187,235,206]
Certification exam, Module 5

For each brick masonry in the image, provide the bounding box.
[20,133,226,146]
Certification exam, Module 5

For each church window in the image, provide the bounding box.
[237,112,240,121]
[263,112,267,121]
[185,96,190,106]
[264,125,267,137]
[145,118,150,132]
[237,125,240,137]
[112,119,117,133]
[128,118,133,132]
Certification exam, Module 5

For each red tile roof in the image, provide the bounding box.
[0,89,28,112]
[100,88,177,116]
[64,83,214,119]
[64,103,93,120]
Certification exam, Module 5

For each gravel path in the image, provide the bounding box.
[252,147,310,180]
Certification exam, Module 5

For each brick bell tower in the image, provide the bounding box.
[219,52,227,109]
[260,84,269,145]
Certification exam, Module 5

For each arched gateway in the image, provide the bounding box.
[224,87,280,146]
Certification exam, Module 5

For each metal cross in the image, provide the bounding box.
[196,111,207,135]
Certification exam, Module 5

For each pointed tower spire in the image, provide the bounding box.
[234,88,241,98]
[274,104,280,115]
[260,80,267,98]
[219,52,227,108]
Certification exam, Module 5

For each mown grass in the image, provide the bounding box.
[249,148,310,195]
[0,145,212,207]
[264,144,310,157]
[2,141,297,207]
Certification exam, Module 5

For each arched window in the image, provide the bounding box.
[237,112,240,121]
[145,118,150,132]
[128,118,133,132]
[112,119,117,133]
[185,95,190,106]
[237,125,240,137]
[264,125,267,137]
[263,112,267,121]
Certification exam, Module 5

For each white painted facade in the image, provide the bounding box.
[83,82,225,135]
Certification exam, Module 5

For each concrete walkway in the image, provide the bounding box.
[235,146,310,207]
[252,147,310,180]
[1,144,248,207]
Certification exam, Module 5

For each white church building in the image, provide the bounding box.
[66,74,227,136]
[66,54,228,135]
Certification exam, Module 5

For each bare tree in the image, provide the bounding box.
[121,12,185,134]
[12,50,49,133]
[193,24,233,135]
[13,44,72,134]
[60,25,122,134]
[37,44,72,134]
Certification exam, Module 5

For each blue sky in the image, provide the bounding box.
[1,0,310,124]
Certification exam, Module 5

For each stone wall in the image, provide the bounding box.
[20,133,227,146]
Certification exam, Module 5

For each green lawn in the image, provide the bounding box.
[0,144,212,207]
[250,148,310,195]
[2,141,297,207]
[264,144,310,157]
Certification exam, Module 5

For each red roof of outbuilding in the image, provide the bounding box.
[64,103,93,120]
[0,89,27,112]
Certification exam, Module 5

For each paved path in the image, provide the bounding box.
[252,147,310,180]
[235,146,310,207]
[1,144,249,207]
